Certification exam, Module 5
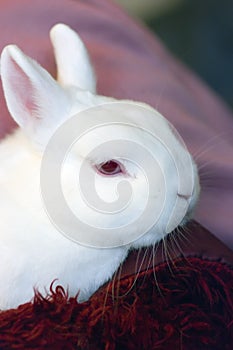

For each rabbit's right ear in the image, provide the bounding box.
[1,45,70,142]
[50,23,96,93]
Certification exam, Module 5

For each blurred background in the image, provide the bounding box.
[116,0,233,109]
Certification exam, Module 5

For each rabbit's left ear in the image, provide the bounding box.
[1,45,71,143]
[50,23,96,93]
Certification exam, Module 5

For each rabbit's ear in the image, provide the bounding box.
[50,23,96,93]
[1,45,70,140]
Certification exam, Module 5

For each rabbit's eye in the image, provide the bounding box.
[97,160,123,176]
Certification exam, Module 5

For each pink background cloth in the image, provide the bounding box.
[0,0,233,247]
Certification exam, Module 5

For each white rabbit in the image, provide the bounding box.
[0,23,200,310]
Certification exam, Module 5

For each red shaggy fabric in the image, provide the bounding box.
[0,257,232,349]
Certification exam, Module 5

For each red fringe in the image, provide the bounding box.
[0,257,232,349]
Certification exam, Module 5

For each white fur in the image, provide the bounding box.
[0,24,200,310]
[50,23,96,92]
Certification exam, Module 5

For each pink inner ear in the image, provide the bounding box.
[8,56,41,124]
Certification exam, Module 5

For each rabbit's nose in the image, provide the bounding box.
[177,193,191,201]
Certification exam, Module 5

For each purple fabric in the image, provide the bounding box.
[0,0,233,247]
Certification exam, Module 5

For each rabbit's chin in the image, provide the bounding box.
[131,171,200,250]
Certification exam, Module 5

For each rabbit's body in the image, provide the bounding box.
[0,24,199,310]
[0,129,128,309]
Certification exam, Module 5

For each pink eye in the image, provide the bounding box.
[97,160,123,176]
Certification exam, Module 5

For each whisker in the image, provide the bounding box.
[176,225,192,246]
[167,233,179,258]
[200,183,217,191]
[198,162,218,190]
[171,231,184,254]
[110,261,124,306]
[116,247,150,299]
[110,221,197,307]
[170,226,193,268]
[193,131,229,162]
[152,243,164,298]
[199,173,216,181]
[179,224,197,260]
[134,246,144,275]
[162,234,176,275]
[115,260,125,303]
[199,173,216,182]
[179,224,198,258]
[197,159,216,172]
[138,246,154,287]
[101,278,113,319]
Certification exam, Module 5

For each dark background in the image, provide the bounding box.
[146,0,233,109]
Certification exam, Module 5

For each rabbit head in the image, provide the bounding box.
[0,24,200,309]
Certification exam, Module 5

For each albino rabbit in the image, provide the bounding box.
[0,24,200,310]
